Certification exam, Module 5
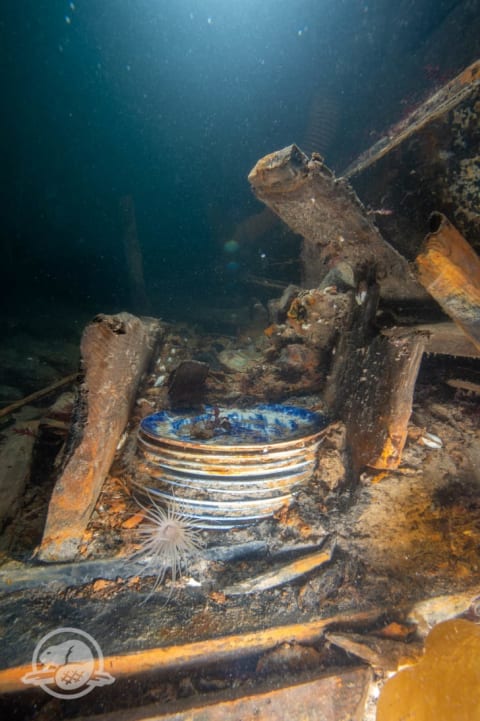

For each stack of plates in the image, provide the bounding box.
[135,404,328,529]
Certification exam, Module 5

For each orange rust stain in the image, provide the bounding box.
[275,506,312,537]
[369,436,403,470]
[209,591,228,605]
[122,511,145,529]
[108,499,127,514]
[377,622,416,641]
[91,579,114,593]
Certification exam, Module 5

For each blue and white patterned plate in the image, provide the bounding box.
[140,404,328,447]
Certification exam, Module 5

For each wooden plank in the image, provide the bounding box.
[325,631,422,673]
[0,372,78,420]
[0,420,39,530]
[223,542,334,595]
[352,333,424,471]
[415,212,480,351]
[38,313,162,562]
[248,144,425,302]
[72,668,372,721]
[326,288,426,471]
[382,321,480,358]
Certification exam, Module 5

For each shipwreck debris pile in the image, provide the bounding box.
[0,59,479,721]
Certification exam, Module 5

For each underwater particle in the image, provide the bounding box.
[65,15,71,24]
[134,497,204,597]
[223,238,240,254]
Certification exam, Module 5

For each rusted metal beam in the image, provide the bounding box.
[415,212,480,351]
[248,144,425,302]
[38,313,162,562]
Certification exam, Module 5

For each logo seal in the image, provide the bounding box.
[21,627,115,699]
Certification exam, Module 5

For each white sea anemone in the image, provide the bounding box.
[134,496,204,599]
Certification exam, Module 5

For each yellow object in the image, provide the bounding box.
[377,619,480,721]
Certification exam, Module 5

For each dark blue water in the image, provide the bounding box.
[1,0,475,332]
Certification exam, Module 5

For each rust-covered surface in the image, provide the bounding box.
[345,59,480,259]
[248,143,425,302]
[38,313,162,563]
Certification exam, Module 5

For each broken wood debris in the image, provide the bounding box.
[446,377,480,394]
[324,283,427,471]
[0,372,78,420]
[415,212,480,352]
[223,540,335,596]
[0,607,386,694]
[325,631,423,673]
[248,143,425,302]
[38,313,163,563]
[382,321,480,359]
[405,586,480,637]
[1,586,479,704]
[0,419,39,531]
[0,541,270,594]
[12,667,374,721]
